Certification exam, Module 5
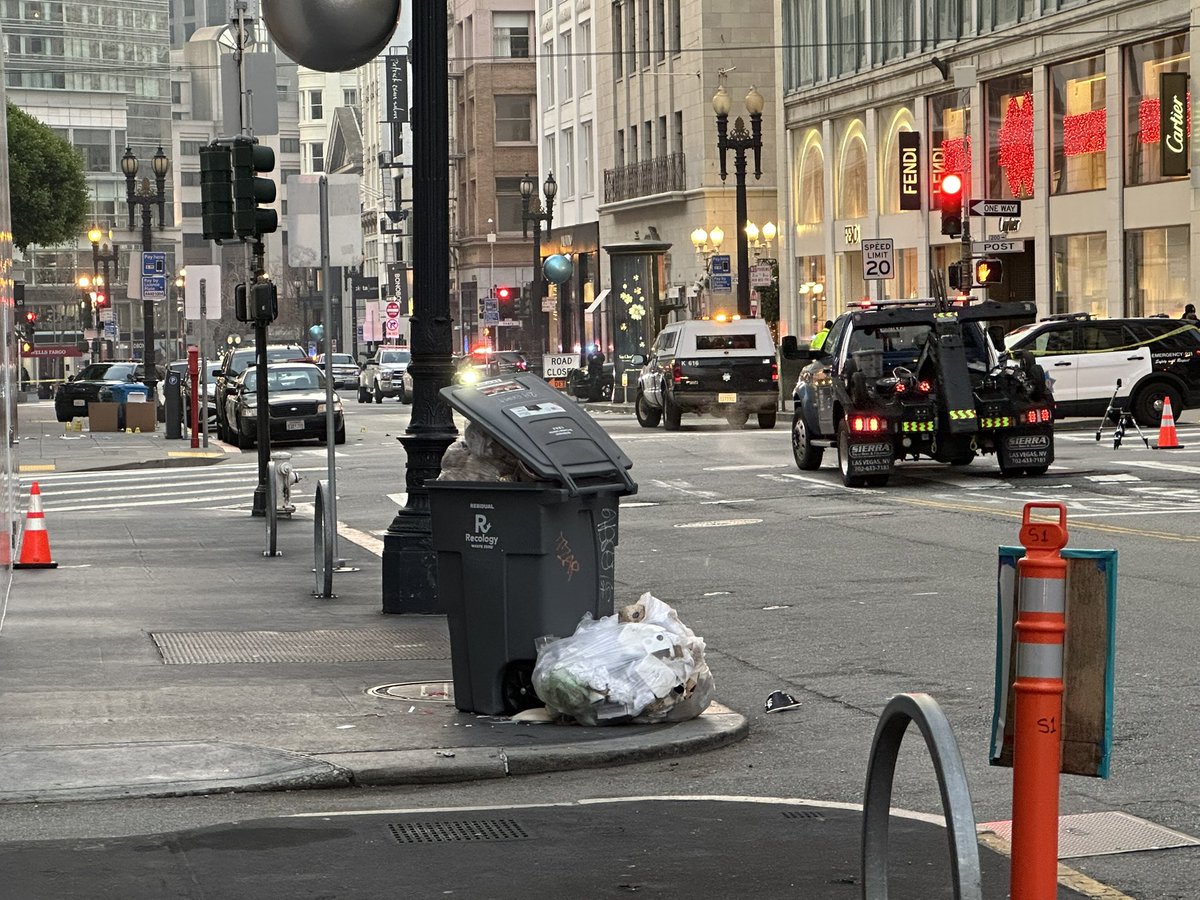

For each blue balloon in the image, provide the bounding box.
[543,254,573,285]
[309,324,325,341]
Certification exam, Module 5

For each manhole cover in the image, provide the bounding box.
[980,811,1200,859]
[368,681,456,703]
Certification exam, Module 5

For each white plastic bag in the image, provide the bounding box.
[531,592,715,725]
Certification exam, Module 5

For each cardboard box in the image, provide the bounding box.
[88,402,120,432]
[123,402,157,433]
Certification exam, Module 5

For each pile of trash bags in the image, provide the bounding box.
[438,422,538,483]
[531,592,715,725]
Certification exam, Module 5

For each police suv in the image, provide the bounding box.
[782,299,1054,487]
[1004,313,1200,426]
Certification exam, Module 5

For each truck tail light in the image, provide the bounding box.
[771,361,778,383]
[918,380,933,393]
[1024,407,1052,424]
[672,362,683,384]
[850,414,887,433]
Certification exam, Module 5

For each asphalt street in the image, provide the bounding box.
[3,395,1198,898]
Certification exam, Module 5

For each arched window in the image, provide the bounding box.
[836,118,868,219]
[793,128,824,227]
[878,106,916,215]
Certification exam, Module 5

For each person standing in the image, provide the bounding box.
[1181,304,1197,321]
[810,320,834,351]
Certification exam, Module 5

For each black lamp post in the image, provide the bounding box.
[519,171,557,365]
[712,83,764,318]
[121,145,170,402]
[88,226,120,359]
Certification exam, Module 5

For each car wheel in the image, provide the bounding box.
[334,423,346,445]
[236,420,254,450]
[373,380,383,404]
[757,411,777,430]
[54,404,73,424]
[634,390,661,428]
[1024,464,1049,476]
[397,383,408,404]
[662,393,683,431]
[949,453,975,466]
[791,415,824,470]
[837,418,868,487]
[726,410,750,429]
[1131,381,1181,427]
[357,384,369,403]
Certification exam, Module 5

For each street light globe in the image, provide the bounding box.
[745,222,759,242]
[151,146,170,178]
[542,171,558,201]
[711,84,732,117]
[813,282,825,294]
[77,275,91,288]
[744,85,765,115]
[762,222,777,243]
[87,226,103,244]
[120,146,138,178]
[519,173,535,200]
[690,227,708,249]
[709,225,725,249]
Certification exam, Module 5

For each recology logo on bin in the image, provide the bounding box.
[466,504,498,549]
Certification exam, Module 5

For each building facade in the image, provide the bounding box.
[778,0,1198,341]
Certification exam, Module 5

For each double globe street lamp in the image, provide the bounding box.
[711,82,765,318]
[519,171,557,364]
[120,145,171,402]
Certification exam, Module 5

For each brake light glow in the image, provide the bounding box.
[918,380,933,392]
[850,415,887,433]
[1024,407,1052,424]
[894,382,906,393]
[771,362,778,383]
[672,362,683,384]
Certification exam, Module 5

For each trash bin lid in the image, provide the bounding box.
[440,373,635,496]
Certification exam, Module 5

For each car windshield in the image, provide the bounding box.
[380,350,410,364]
[230,347,302,374]
[78,363,137,381]
[242,366,325,392]
[849,323,989,367]
[330,354,356,365]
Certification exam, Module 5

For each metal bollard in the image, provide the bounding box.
[1011,501,1068,900]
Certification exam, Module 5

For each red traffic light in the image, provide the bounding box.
[95,293,108,307]
[496,286,512,300]
[941,173,963,197]
[24,310,36,323]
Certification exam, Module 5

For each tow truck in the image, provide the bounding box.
[781,298,1054,487]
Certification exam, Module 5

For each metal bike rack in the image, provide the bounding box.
[861,692,982,900]
[313,479,336,598]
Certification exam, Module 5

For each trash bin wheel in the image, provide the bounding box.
[501,660,541,714]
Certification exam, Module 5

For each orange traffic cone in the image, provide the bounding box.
[14,482,57,569]
[1155,396,1184,450]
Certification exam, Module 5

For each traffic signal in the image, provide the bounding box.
[477,296,487,320]
[231,137,278,240]
[199,142,236,242]
[939,173,963,238]
[22,309,37,340]
[947,260,969,291]
[496,285,515,319]
[235,283,250,322]
[974,257,1004,286]
[251,281,278,322]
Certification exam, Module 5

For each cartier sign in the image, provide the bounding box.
[1160,72,1189,177]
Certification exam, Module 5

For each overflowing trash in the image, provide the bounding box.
[438,422,537,483]
[531,592,715,725]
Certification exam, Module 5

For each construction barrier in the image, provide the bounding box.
[14,482,57,569]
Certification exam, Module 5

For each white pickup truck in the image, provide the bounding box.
[358,346,412,403]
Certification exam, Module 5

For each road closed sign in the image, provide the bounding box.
[542,353,579,378]
[861,238,895,280]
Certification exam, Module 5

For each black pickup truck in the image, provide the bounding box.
[782,299,1054,487]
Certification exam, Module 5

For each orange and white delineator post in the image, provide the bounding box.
[1010,501,1068,899]
[14,481,57,569]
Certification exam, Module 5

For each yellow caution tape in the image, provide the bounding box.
[1022,324,1196,357]
[901,421,935,432]
[948,408,977,420]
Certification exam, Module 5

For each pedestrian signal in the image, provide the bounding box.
[974,257,1004,286]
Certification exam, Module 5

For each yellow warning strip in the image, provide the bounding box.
[166,450,225,459]
[977,831,1136,899]
[890,495,1200,543]
[17,463,56,473]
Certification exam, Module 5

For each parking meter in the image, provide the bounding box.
[164,370,184,440]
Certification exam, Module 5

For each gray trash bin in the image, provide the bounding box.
[429,373,637,715]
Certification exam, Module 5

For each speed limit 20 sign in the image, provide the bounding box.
[861,238,895,280]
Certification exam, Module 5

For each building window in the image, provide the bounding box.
[673,111,683,153]
[878,105,916,215]
[561,127,574,198]
[670,0,681,56]
[834,117,867,219]
[1051,233,1107,317]
[1126,33,1190,187]
[624,0,636,74]
[928,90,971,205]
[542,38,555,108]
[496,177,524,231]
[577,20,592,94]
[655,0,665,61]
[180,139,206,156]
[280,137,301,154]
[181,202,203,218]
[343,88,358,107]
[829,0,866,77]
[1051,55,1105,194]
[74,127,112,172]
[922,0,969,46]
[180,170,201,186]
[797,255,827,335]
[986,70,1034,200]
[639,0,650,68]
[559,30,572,100]
[309,141,324,172]
[783,0,818,90]
[657,114,667,158]
[544,134,556,180]
[1125,226,1189,317]
[581,121,594,194]
[308,89,323,120]
[877,0,914,63]
[493,11,531,59]
[616,128,625,167]
[613,5,623,78]
[793,127,824,225]
[494,95,534,143]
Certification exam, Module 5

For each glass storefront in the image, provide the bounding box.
[928,91,971,207]
[834,116,868,219]
[836,250,866,308]
[881,247,919,300]
[1125,226,1189,317]
[1051,55,1106,194]
[796,254,827,337]
[878,103,916,215]
[986,71,1034,200]
[1050,233,1107,316]
[1126,33,1190,186]
[793,127,824,229]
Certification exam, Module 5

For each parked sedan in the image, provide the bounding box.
[224,363,345,450]
[54,361,158,423]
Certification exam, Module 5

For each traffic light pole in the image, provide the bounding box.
[250,239,271,518]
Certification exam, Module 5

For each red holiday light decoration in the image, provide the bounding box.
[1138,94,1191,144]
[1063,108,1106,157]
[997,91,1034,197]
[941,136,972,180]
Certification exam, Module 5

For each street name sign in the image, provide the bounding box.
[860,238,895,280]
[972,239,1024,255]
[970,199,1022,217]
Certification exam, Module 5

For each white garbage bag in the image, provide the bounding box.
[531,592,715,725]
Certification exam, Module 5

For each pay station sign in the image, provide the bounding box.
[860,238,895,280]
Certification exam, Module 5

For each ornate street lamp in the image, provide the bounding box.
[520,171,557,366]
[121,146,171,402]
[712,82,765,317]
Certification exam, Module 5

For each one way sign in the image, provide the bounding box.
[970,199,1022,217]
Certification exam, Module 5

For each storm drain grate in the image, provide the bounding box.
[387,819,530,844]
[151,626,451,664]
[782,810,826,821]
[979,811,1200,859]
